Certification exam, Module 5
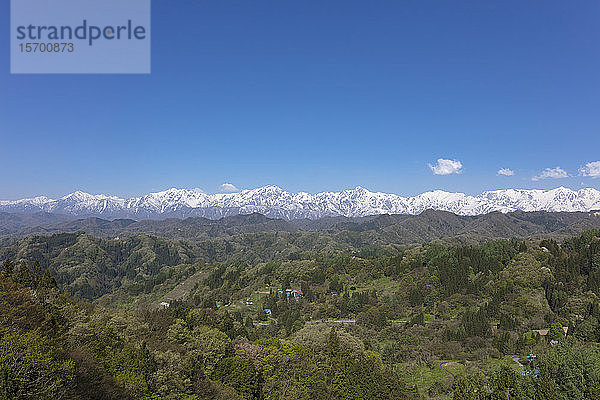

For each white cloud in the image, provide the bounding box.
[579,161,600,178]
[497,168,515,176]
[219,183,239,193]
[428,158,463,175]
[532,167,568,181]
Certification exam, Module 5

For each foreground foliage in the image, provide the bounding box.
[1,229,600,398]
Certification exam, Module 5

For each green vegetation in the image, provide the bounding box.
[2,228,600,398]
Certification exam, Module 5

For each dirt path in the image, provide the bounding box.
[306,319,356,325]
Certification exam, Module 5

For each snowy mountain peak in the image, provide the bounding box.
[62,191,99,201]
[1,186,599,221]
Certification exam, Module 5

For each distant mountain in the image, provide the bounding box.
[1,186,600,221]
[0,212,72,236]
[3,209,600,244]
[3,210,600,300]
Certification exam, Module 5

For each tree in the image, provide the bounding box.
[453,373,487,400]
[356,306,389,329]
[0,331,74,399]
[213,350,259,399]
[328,327,340,357]
[256,338,329,399]
[191,326,233,374]
[537,339,600,399]
[0,260,14,276]
[548,322,564,342]
[489,365,521,400]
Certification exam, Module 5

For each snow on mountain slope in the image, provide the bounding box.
[1,186,600,220]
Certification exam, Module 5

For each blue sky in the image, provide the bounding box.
[1,1,599,199]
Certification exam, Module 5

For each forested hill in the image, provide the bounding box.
[0,230,351,299]
[3,208,600,398]
[3,228,600,398]
[2,209,600,302]
[2,209,600,242]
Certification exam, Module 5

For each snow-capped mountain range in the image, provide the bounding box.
[1,186,600,221]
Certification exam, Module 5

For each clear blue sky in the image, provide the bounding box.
[1,1,599,199]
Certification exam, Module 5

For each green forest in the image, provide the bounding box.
[2,228,600,399]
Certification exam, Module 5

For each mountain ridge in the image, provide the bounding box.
[2,185,600,221]
[3,209,600,245]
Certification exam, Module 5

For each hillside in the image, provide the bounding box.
[3,226,600,399]
[3,209,600,244]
